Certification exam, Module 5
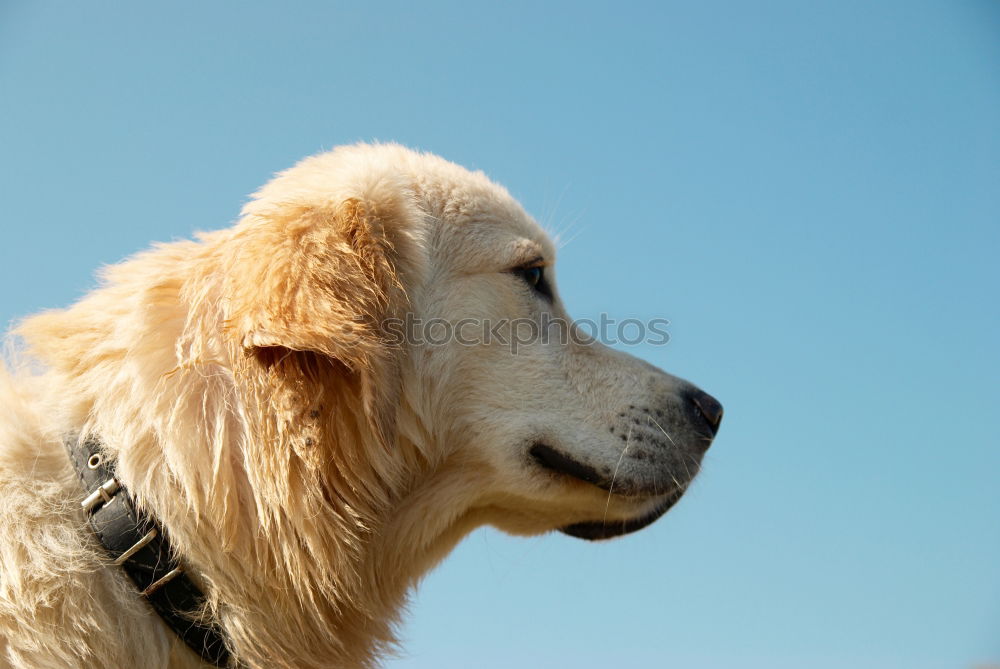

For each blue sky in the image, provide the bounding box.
[1,2,998,668]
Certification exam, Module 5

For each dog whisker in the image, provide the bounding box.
[647,415,677,447]
[602,425,632,526]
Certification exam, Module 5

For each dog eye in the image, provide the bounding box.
[522,267,542,287]
[512,265,553,301]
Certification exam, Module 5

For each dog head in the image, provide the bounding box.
[225,143,721,547]
[13,142,722,667]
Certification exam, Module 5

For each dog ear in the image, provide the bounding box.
[223,197,408,412]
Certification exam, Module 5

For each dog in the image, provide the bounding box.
[0,144,722,668]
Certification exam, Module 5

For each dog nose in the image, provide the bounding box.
[688,390,723,437]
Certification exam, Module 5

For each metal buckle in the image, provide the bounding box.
[142,567,184,596]
[112,528,158,566]
[81,478,120,514]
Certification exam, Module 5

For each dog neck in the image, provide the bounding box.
[16,263,466,668]
[51,371,466,668]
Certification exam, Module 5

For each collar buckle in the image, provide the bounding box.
[81,477,120,513]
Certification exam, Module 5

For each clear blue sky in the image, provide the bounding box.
[1,2,997,668]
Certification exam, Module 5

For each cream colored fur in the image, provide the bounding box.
[0,144,715,668]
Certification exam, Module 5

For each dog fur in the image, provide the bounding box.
[0,144,719,668]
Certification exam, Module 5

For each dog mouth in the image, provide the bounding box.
[559,488,684,540]
[529,442,613,491]
[529,442,688,541]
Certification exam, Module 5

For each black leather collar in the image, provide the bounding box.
[65,436,231,667]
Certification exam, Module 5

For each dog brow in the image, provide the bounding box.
[517,254,547,268]
[502,238,549,269]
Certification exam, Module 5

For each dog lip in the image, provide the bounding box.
[559,487,685,541]
[529,441,681,498]
[529,442,611,491]
[529,440,689,541]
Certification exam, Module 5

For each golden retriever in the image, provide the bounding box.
[0,144,721,668]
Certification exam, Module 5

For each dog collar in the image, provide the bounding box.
[65,436,231,667]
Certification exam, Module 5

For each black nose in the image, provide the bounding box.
[688,390,723,437]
